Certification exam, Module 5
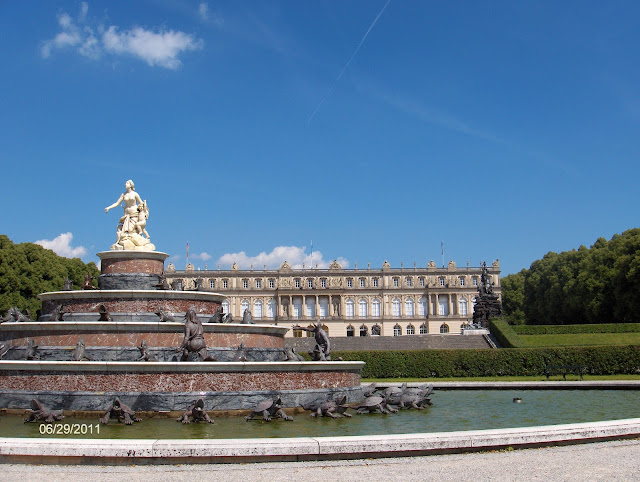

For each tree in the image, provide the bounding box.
[0,235,99,319]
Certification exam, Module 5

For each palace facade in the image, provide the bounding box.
[164,259,501,338]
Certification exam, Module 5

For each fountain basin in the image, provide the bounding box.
[0,322,287,349]
[0,360,364,411]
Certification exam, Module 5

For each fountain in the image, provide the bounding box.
[0,180,364,412]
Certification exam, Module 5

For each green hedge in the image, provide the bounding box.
[334,346,640,378]
[513,323,640,335]
[488,318,524,348]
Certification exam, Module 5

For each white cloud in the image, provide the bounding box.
[198,3,209,21]
[41,3,203,69]
[217,246,349,270]
[190,252,212,261]
[35,232,87,259]
[102,26,202,69]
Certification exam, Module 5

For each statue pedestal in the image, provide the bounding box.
[97,250,169,290]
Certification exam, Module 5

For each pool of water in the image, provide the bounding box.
[3,390,640,439]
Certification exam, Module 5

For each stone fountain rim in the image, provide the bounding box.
[0,321,289,335]
[0,359,365,373]
[38,290,225,302]
[97,250,170,261]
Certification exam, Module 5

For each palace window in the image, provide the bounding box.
[440,323,450,334]
[269,279,275,289]
[405,298,414,317]
[345,299,355,318]
[459,277,465,287]
[346,325,355,337]
[209,280,215,289]
[393,277,399,287]
[407,324,415,335]
[359,325,368,337]
[347,278,353,288]
[439,277,445,287]
[294,278,301,288]
[372,278,379,287]
[372,299,381,318]
[293,328,303,338]
[306,325,315,337]
[406,277,412,287]
[254,300,263,319]
[321,278,327,288]
[318,298,329,318]
[360,278,366,288]
[419,297,427,317]
[223,279,228,289]
[255,279,261,289]
[472,277,478,286]
[419,277,425,287]
[459,298,468,316]
[267,299,276,319]
[393,324,402,336]
[308,278,313,288]
[438,295,449,316]
[242,279,249,289]
[306,298,315,318]
[359,299,368,318]
[292,298,302,319]
[241,300,249,314]
[222,300,230,314]
[419,323,428,334]
[392,298,401,317]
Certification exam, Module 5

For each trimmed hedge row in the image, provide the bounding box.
[488,318,524,348]
[513,323,640,335]
[334,346,640,379]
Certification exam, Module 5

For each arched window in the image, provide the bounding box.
[440,323,450,334]
[267,299,276,319]
[459,298,468,316]
[359,325,368,337]
[306,298,316,318]
[371,324,381,336]
[253,300,263,319]
[318,298,329,318]
[407,324,415,335]
[438,295,449,316]
[393,324,402,336]
[241,299,249,315]
[419,297,427,317]
[306,324,315,337]
[405,298,414,317]
[359,299,368,318]
[292,298,302,319]
[419,323,428,334]
[346,325,354,337]
[372,299,381,318]
[346,299,355,318]
[392,298,401,317]
[222,300,230,314]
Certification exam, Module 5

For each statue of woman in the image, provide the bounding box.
[105,180,154,250]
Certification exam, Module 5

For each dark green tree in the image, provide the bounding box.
[0,235,99,319]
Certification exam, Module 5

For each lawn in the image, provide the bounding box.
[519,332,640,347]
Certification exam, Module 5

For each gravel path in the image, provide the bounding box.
[1,439,640,481]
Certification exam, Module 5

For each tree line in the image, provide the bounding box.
[501,228,640,325]
[0,235,100,319]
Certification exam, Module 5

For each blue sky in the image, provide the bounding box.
[1,1,639,276]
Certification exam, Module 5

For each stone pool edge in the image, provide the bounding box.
[1,418,639,465]
[2,381,640,465]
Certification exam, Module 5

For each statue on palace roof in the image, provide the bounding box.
[105,180,155,251]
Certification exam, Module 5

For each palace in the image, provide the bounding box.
[165,259,501,338]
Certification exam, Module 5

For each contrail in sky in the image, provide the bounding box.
[307,0,391,125]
